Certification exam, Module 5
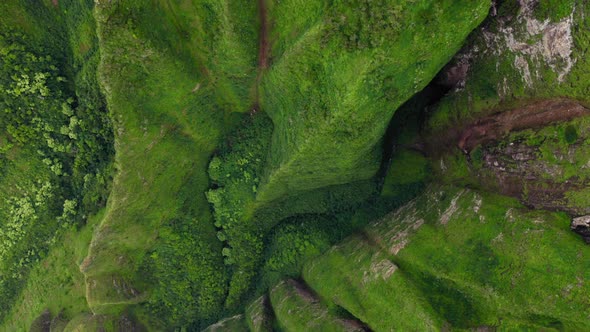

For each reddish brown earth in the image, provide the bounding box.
[457,99,589,153]
[425,98,590,217]
[258,0,270,70]
[252,0,270,115]
[51,0,58,7]
[426,99,590,155]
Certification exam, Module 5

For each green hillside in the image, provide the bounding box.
[2,0,590,331]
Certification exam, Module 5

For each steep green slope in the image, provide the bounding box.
[82,0,259,328]
[427,0,590,132]
[6,1,590,330]
[205,3,590,329]
[207,0,492,307]
[259,0,490,201]
[269,279,365,332]
[209,184,590,331]
[419,0,590,220]
[2,211,103,331]
[303,185,590,330]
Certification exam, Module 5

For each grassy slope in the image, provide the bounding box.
[269,279,362,332]
[245,295,273,332]
[202,315,249,332]
[0,1,63,307]
[207,0,491,307]
[208,184,590,330]
[423,1,590,212]
[8,1,590,330]
[84,0,258,326]
[434,114,590,214]
[257,0,491,202]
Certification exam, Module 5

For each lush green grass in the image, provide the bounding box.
[206,111,378,307]
[258,0,490,202]
[245,295,273,332]
[0,146,63,318]
[535,0,577,22]
[0,0,113,322]
[8,1,590,330]
[205,0,491,308]
[83,0,261,328]
[269,279,357,332]
[381,149,430,203]
[303,197,447,331]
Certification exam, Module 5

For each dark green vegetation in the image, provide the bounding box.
[2,0,590,331]
[0,0,112,323]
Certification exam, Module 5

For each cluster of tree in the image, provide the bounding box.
[0,32,113,209]
[0,29,113,320]
[206,115,274,308]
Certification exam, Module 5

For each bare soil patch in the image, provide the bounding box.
[427,99,590,155]
[457,99,588,153]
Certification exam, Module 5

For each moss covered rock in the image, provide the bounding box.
[427,0,590,133]
[303,185,590,330]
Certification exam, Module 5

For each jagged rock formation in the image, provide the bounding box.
[571,215,590,243]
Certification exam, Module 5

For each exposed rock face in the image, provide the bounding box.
[425,0,590,244]
[29,309,51,332]
[430,99,590,216]
[303,185,590,330]
[452,99,589,153]
[202,315,248,332]
[458,0,576,91]
[504,0,576,84]
[571,215,590,243]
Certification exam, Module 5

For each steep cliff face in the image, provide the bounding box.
[431,99,590,216]
[427,0,587,132]
[206,0,492,307]
[308,186,590,330]
[257,0,491,201]
[301,185,590,330]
